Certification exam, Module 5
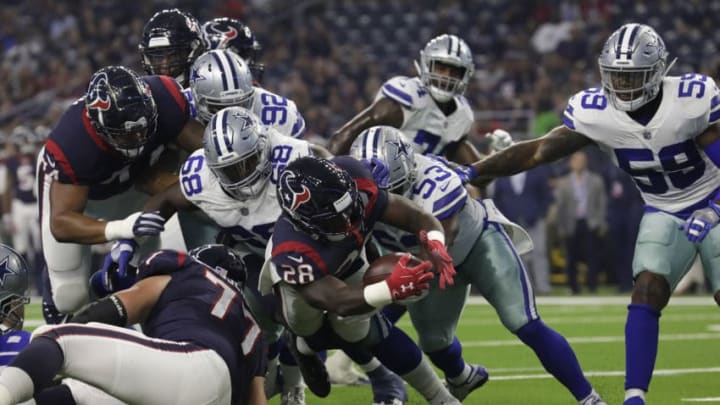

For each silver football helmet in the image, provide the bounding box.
[349,126,416,196]
[415,34,474,103]
[203,107,271,200]
[598,23,673,111]
[0,244,29,335]
[190,50,255,124]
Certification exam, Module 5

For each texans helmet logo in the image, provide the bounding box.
[280,171,311,211]
[209,22,238,48]
[87,72,111,111]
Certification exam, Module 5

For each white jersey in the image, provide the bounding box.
[248,87,306,139]
[183,86,306,139]
[373,154,485,263]
[564,74,720,213]
[179,129,313,255]
[375,76,474,155]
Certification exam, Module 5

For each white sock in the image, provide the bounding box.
[401,358,451,402]
[281,364,305,392]
[447,363,472,385]
[358,357,382,373]
[625,388,645,401]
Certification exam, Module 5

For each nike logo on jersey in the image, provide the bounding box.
[440,182,450,192]
[288,255,304,263]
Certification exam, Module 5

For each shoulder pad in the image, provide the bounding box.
[379,76,430,110]
[138,249,190,279]
[667,74,720,124]
[563,87,609,132]
[179,149,212,200]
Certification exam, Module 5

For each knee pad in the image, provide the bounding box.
[417,330,454,353]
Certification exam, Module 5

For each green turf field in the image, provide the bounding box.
[24,296,720,404]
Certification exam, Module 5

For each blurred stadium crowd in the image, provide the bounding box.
[0,0,715,293]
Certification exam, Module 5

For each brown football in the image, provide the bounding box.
[363,253,426,285]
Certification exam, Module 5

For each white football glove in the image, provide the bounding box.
[487,129,514,152]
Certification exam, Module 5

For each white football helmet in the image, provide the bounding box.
[415,34,474,103]
[190,50,255,124]
[349,126,416,196]
[598,23,673,111]
[202,107,271,200]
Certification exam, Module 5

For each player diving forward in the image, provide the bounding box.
[351,126,607,404]
[465,23,720,405]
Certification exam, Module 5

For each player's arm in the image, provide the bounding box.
[48,182,106,244]
[70,274,171,326]
[173,120,205,153]
[444,136,484,166]
[134,149,184,196]
[143,180,197,220]
[294,275,375,316]
[327,97,404,155]
[469,126,593,186]
[381,193,446,241]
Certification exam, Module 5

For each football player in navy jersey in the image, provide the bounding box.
[0,245,266,405]
[139,8,205,88]
[260,155,461,405]
[38,65,202,318]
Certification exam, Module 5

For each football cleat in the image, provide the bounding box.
[580,389,608,405]
[280,386,306,405]
[325,351,370,386]
[368,366,408,405]
[446,364,489,401]
[283,331,331,397]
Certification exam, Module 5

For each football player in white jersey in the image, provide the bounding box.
[351,126,607,405]
[466,24,720,405]
[328,34,497,166]
[188,49,306,139]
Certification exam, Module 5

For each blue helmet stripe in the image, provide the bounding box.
[371,127,380,157]
[223,51,240,90]
[447,35,453,55]
[626,24,640,59]
[212,113,223,155]
[615,26,628,59]
[210,51,229,91]
[221,109,232,150]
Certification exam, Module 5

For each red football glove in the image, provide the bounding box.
[419,230,456,290]
[385,254,434,301]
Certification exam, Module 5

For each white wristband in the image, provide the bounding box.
[363,281,393,308]
[104,212,141,241]
[426,230,446,246]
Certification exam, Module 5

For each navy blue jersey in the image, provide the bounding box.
[0,330,31,366]
[41,75,189,200]
[271,156,389,283]
[5,154,36,203]
[138,250,264,405]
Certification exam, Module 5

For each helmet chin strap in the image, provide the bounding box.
[663,57,678,76]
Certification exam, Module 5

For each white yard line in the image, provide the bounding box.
[681,398,720,402]
[466,296,711,306]
[461,332,720,347]
[491,367,720,381]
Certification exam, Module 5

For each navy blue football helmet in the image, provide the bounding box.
[277,157,363,242]
[188,244,247,286]
[85,66,158,159]
[139,9,205,85]
[201,17,264,83]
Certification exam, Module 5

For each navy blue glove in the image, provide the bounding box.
[132,211,166,237]
[362,157,390,188]
[680,200,720,243]
[91,239,138,297]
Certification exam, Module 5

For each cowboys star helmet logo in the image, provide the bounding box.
[389,139,410,159]
[280,170,311,211]
[0,256,19,288]
[86,72,111,111]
